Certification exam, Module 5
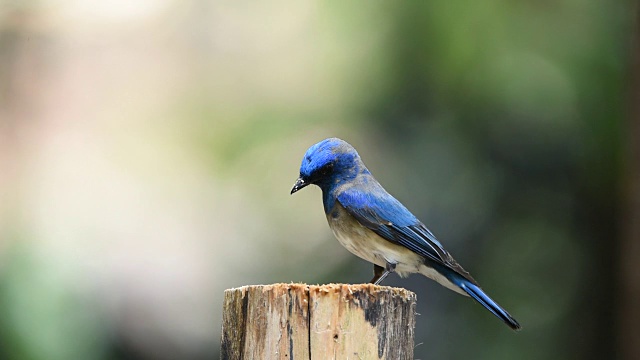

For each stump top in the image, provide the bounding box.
[224,283,416,301]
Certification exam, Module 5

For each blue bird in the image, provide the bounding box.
[291,138,521,330]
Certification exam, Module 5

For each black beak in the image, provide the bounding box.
[290,177,309,194]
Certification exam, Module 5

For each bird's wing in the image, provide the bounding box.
[336,184,519,329]
[336,186,451,265]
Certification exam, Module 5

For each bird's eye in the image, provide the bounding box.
[320,162,334,175]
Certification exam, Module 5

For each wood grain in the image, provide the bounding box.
[220,283,416,360]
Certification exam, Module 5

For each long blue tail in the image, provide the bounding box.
[456,279,521,331]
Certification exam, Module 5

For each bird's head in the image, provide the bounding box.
[291,138,361,194]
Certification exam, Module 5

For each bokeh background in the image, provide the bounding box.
[1,1,638,359]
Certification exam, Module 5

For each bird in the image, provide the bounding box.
[290,137,521,330]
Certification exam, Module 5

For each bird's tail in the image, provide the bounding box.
[456,278,521,331]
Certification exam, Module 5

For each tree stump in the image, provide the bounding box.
[220,283,417,360]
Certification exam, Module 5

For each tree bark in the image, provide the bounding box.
[220,283,417,360]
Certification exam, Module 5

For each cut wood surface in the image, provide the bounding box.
[220,283,417,360]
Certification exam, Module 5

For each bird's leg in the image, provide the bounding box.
[372,260,397,286]
[370,264,385,284]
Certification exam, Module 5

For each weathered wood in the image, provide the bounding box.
[220,283,416,360]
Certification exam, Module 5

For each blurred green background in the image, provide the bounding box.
[0,1,637,359]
